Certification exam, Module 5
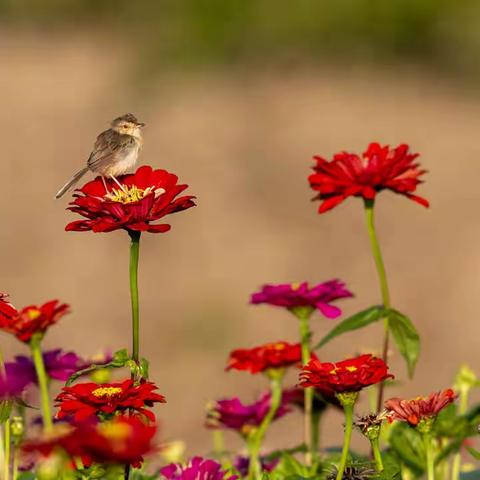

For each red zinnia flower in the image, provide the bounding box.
[308,142,429,213]
[65,165,196,233]
[384,389,456,427]
[23,415,156,467]
[55,379,166,422]
[0,300,69,343]
[300,354,393,394]
[226,341,302,374]
[0,293,17,320]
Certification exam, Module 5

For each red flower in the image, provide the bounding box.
[23,415,156,467]
[300,354,393,394]
[226,341,302,374]
[0,300,69,343]
[0,293,17,320]
[384,389,456,427]
[55,379,166,422]
[308,142,429,213]
[65,165,196,233]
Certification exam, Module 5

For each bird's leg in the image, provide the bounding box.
[110,174,128,193]
[101,176,110,195]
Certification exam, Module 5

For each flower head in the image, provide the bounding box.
[250,280,353,319]
[233,456,279,476]
[55,379,166,422]
[5,349,90,389]
[206,391,291,435]
[0,300,69,343]
[160,457,237,480]
[23,415,156,467]
[300,354,393,394]
[226,341,302,374]
[327,465,376,480]
[384,389,456,427]
[66,165,196,233]
[0,370,32,400]
[0,293,17,320]
[308,142,429,213]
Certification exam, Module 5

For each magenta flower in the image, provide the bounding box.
[250,280,353,318]
[4,349,109,388]
[0,370,31,400]
[233,456,279,476]
[160,457,237,480]
[206,392,291,435]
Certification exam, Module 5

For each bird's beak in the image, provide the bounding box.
[137,122,146,127]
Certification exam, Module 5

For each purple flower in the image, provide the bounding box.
[234,456,279,476]
[4,349,86,387]
[0,370,31,399]
[206,392,291,434]
[250,280,353,318]
[160,457,237,480]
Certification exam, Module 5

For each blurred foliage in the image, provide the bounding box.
[1,0,480,79]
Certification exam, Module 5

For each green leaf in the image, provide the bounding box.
[66,349,130,386]
[314,306,385,349]
[388,309,420,378]
[467,447,480,460]
[388,422,425,475]
[275,452,311,478]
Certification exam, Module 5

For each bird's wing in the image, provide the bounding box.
[87,129,132,171]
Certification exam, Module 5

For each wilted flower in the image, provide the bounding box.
[308,142,429,213]
[66,165,196,233]
[0,300,69,343]
[206,392,291,435]
[384,389,456,427]
[300,354,393,395]
[23,415,156,467]
[160,457,237,480]
[250,280,353,319]
[327,465,376,480]
[354,411,389,439]
[55,379,166,422]
[226,341,302,374]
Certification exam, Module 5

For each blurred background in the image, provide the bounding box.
[1,0,480,456]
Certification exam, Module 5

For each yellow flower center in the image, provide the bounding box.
[92,387,123,398]
[346,366,358,372]
[105,185,150,204]
[97,421,131,440]
[329,367,338,375]
[26,309,41,321]
[291,282,301,290]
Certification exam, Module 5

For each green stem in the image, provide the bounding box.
[423,433,435,480]
[248,376,283,480]
[298,311,313,466]
[128,230,141,366]
[371,436,384,472]
[451,389,469,480]
[30,334,53,432]
[311,410,321,454]
[4,419,10,480]
[12,447,18,480]
[364,199,391,412]
[336,403,354,480]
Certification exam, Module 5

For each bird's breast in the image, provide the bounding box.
[107,145,140,177]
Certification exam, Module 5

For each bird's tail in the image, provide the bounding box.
[55,167,89,199]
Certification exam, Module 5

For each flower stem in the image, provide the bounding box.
[297,310,314,466]
[370,436,384,472]
[30,334,52,432]
[336,398,356,480]
[4,419,10,480]
[451,388,469,480]
[422,433,435,480]
[128,230,141,366]
[248,376,283,480]
[364,199,391,412]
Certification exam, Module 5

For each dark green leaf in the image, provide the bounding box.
[66,348,130,386]
[275,452,311,478]
[467,447,480,460]
[388,423,425,475]
[388,309,420,378]
[314,306,385,349]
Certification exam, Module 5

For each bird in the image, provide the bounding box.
[55,113,145,199]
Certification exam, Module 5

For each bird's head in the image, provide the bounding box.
[111,113,145,138]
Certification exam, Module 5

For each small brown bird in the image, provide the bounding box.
[55,113,145,199]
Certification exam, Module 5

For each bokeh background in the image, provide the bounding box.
[1,0,480,456]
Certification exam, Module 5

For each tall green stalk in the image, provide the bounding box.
[128,230,141,366]
[422,433,435,480]
[295,308,314,466]
[335,395,356,480]
[370,436,384,472]
[451,387,469,480]
[30,334,52,432]
[248,375,283,480]
[364,199,391,411]
[4,419,10,480]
